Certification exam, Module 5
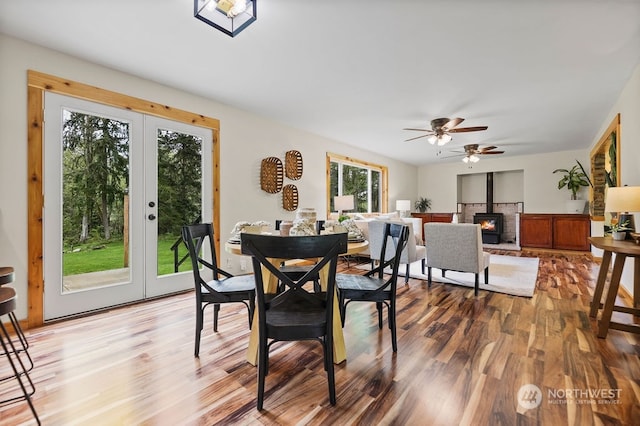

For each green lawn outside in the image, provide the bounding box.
[63,234,193,276]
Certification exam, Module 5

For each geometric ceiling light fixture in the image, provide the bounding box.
[194,0,257,37]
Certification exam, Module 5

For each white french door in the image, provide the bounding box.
[144,116,212,298]
[43,93,211,320]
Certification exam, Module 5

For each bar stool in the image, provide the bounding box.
[0,267,33,372]
[0,287,40,424]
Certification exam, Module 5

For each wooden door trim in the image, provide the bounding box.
[27,70,221,327]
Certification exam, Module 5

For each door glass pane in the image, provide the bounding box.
[156,129,203,276]
[62,110,131,293]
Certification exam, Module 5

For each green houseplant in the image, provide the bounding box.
[553,162,592,200]
[553,161,592,214]
[414,197,432,213]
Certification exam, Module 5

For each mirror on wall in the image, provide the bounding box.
[590,114,621,219]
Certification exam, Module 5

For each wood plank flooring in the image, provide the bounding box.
[1,250,639,425]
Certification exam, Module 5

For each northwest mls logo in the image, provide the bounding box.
[518,384,542,410]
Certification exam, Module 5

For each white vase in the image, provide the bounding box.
[612,231,626,241]
[565,200,587,214]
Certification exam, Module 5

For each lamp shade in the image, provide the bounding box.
[605,186,640,213]
[334,195,354,211]
[396,200,411,211]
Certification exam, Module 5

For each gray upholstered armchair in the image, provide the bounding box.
[423,223,490,296]
[368,220,426,283]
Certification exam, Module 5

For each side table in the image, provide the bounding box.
[589,237,640,338]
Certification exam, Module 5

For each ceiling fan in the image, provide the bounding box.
[444,144,505,163]
[404,117,488,146]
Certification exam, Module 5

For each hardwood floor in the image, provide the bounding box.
[1,250,639,425]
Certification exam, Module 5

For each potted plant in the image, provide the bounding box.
[609,220,630,241]
[414,197,432,213]
[553,161,592,213]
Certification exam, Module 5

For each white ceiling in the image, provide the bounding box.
[1,0,639,165]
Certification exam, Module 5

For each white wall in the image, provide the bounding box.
[418,149,590,214]
[0,35,417,319]
[459,170,524,204]
[590,63,640,294]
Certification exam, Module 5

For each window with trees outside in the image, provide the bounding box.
[327,153,387,214]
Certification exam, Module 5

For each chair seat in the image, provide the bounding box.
[204,275,255,293]
[336,274,390,292]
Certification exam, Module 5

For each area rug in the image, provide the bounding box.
[356,254,540,297]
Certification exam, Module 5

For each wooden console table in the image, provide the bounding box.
[589,236,640,338]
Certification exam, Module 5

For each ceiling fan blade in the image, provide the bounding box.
[480,151,505,155]
[403,128,432,132]
[448,126,488,133]
[479,145,498,152]
[405,134,432,142]
[443,117,464,130]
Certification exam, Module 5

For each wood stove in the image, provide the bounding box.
[474,213,503,244]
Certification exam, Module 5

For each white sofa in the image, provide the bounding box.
[347,215,423,258]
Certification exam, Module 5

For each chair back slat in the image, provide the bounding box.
[182,223,231,295]
[367,223,410,292]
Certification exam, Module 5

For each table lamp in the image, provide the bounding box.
[396,200,411,218]
[334,195,354,219]
[605,186,640,239]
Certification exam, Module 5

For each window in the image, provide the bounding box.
[327,153,387,215]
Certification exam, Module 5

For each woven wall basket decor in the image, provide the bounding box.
[285,150,303,180]
[282,184,299,211]
[260,157,283,193]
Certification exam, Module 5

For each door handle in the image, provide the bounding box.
[148,214,156,221]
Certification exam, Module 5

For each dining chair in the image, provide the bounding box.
[368,220,425,284]
[336,222,409,352]
[240,232,347,410]
[182,223,255,357]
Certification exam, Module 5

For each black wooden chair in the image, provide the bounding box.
[182,223,255,357]
[240,233,347,410]
[336,222,409,352]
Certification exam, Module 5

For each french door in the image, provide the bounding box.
[43,93,211,320]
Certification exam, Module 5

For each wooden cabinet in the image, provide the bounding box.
[520,215,553,248]
[520,214,591,251]
[411,212,453,227]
